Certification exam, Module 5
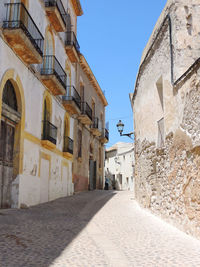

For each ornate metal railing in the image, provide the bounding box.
[101,128,109,141]
[66,31,80,53]
[3,3,44,56]
[63,136,73,154]
[44,0,67,27]
[105,128,109,140]
[41,55,67,90]
[62,86,81,109]
[80,102,92,121]
[43,120,57,144]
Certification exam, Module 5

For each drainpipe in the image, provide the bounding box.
[168,14,174,86]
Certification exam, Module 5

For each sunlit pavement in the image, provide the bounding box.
[1,191,200,267]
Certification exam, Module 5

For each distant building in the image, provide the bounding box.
[130,0,200,239]
[105,142,134,192]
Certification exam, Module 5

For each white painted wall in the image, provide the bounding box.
[0,0,78,208]
[105,142,135,192]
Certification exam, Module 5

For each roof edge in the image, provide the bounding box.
[79,54,108,107]
[133,0,174,104]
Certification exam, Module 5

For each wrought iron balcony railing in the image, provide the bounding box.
[44,0,67,27]
[62,86,81,109]
[105,128,109,140]
[63,136,73,154]
[80,102,92,121]
[42,120,57,145]
[66,31,80,53]
[41,55,67,90]
[3,3,44,56]
[101,128,109,141]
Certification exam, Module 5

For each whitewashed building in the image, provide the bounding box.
[105,142,135,191]
[0,0,83,208]
[0,0,108,209]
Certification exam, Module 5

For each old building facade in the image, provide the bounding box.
[71,55,108,192]
[105,142,135,191]
[131,0,200,239]
[0,0,108,209]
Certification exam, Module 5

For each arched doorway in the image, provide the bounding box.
[0,80,21,208]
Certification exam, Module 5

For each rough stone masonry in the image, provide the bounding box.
[132,0,200,239]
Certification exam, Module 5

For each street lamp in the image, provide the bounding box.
[116,120,134,139]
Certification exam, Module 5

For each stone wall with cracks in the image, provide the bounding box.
[135,78,200,239]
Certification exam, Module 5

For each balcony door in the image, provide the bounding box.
[8,0,21,28]
[44,99,50,122]
[44,31,54,74]
[92,100,95,118]
[80,85,84,102]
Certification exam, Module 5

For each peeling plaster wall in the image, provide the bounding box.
[133,0,200,239]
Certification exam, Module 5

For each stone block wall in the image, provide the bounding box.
[135,73,200,239]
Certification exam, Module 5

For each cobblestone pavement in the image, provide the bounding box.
[1,191,200,267]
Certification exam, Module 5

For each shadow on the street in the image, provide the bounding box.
[0,190,116,267]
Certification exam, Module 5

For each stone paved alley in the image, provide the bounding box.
[1,191,200,267]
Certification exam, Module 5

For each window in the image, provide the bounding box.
[43,98,51,122]
[156,77,165,147]
[157,117,164,147]
[80,85,84,102]
[99,147,101,169]
[92,100,95,118]
[156,76,164,111]
[3,80,17,111]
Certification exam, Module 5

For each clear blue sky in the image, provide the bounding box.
[77,0,167,148]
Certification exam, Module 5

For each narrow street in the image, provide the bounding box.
[0,191,200,267]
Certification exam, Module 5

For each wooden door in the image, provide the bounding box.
[89,159,94,190]
[89,160,96,191]
[0,120,15,209]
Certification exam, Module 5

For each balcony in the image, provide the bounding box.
[100,128,109,143]
[62,86,81,115]
[63,136,73,160]
[78,102,92,125]
[44,0,66,32]
[90,117,102,137]
[41,120,57,149]
[3,3,44,64]
[65,31,80,63]
[41,56,67,95]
